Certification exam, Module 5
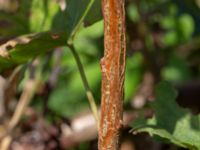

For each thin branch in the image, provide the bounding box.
[68,0,95,42]
[8,79,37,131]
[68,44,99,128]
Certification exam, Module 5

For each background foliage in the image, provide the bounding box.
[0,0,200,150]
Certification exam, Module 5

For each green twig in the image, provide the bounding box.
[68,0,95,44]
[68,44,99,128]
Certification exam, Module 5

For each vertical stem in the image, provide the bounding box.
[68,44,99,128]
[98,0,126,149]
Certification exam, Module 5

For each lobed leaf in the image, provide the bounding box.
[132,81,200,150]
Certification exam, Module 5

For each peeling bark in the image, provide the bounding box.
[98,0,126,149]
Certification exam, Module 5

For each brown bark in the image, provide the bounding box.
[98,0,126,149]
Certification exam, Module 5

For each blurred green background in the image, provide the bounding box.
[0,0,200,149]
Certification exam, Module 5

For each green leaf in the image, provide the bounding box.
[133,127,187,148]
[0,0,98,72]
[132,81,200,150]
[0,32,66,72]
[85,0,102,26]
[0,0,100,36]
[52,0,95,42]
